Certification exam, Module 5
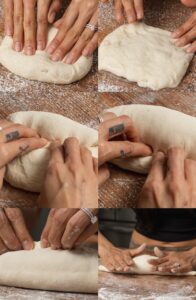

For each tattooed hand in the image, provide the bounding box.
[98,112,152,168]
[0,120,47,189]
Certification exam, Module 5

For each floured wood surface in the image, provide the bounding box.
[99,271,196,300]
[99,0,195,94]
[0,286,97,300]
[0,92,102,207]
[99,93,196,208]
[0,3,97,92]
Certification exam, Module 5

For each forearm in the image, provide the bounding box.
[98,232,115,256]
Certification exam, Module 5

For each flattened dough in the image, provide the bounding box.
[0,242,98,293]
[99,254,196,276]
[107,105,196,173]
[99,23,193,90]
[0,27,93,84]
[5,111,98,192]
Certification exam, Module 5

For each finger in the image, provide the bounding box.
[0,120,15,129]
[65,10,98,64]
[134,0,144,19]
[48,0,62,23]
[147,152,166,182]
[154,247,165,258]
[0,237,8,255]
[172,264,191,274]
[37,0,50,50]
[4,0,14,36]
[0,209,21,250]
[172,13,196,38]
[148,257,169,266]
[13,0,23,52]
[99,140,151,165]
[114,0,124,24]
[174,27,196,47]
[0,124,39,143]
[80,146,94,170]
[82,31,98,57]
[5,208,34,250]
[166,147,185,181]
[48,209,77,249]
[23,0,37,55]
[40,208,57,248]
[186,40,196,53]
[122,0,137,23]
[93,157,98,176]
[0,137,47,168]
[115,255,127,270]
[48,144,64,168]
[98,112,117,123]
[61,210,91,249]
[98,165,110,186]
[63,137,82,166]
[130,243,146,256]
[0,167,6,189]
[184,159,196,183]
[74,223,98,246]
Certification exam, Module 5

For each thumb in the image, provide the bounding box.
[130,243,146,257]
[154,247,165,258]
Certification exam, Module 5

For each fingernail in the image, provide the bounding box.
[37,41,44,51]
[15,42,21,52]
[5,28,12,36]
[171,268,176,273]
[22,240,33,250]
[158,267,163,272]
[128,16,135,23]
[83,48,90,57]
[52,53,61,62]
[26,46,33,56]
[40,138,48,145]
[116,267,122,271]
[65,55,74,64]
[51,244,58,250]
[41,239,49,248]
[49,12,56,23]
[137,13,143,20]
[172,30,180,38]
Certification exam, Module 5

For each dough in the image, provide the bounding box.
[99,23,193,90]
[99,254,196,276]
[0,27,93,84]
[0,242,98,293]
[5,111,98,192]
[107,104,196,174]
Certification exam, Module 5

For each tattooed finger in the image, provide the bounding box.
[109,123,125,138]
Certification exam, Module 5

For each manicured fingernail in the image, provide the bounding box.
[41,239,49,248]
[22,240,33,250]
[49,12,56,23]
[26,46,33,55]
[52,53,61,61]
[15,42,21,52]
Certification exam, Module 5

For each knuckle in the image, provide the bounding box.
[47,162,62,176]
[5,209,21,222]
[37,17,47,26]
[23,18,34,28]
[14,15,23,25]
[168,180,181,195]
[53,213,65,226]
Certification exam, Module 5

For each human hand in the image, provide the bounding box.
[138,148,196,208]
[113,0,144,24]
[40,208,98,249]
[4,0,62,54]
[0,120,47,189]
[99,112,152,166]
[149,246,196,273]
[46,0,98,63]
[0,208,34,254]
[38,137,98,208]
[172,12,196,53]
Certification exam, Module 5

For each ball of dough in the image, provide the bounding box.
[0,27,93,84]
[5,111,98,192]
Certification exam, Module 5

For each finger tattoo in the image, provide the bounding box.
[6,131,20,142]
[19,145,29,154]
[109,123,125,137]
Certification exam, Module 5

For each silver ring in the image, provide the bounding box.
[81,208,98,224]
[85,23,98,32]
[98,115,104,124]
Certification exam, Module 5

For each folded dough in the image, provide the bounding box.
[107,104,196,173]
[99,254,196,275]
[0,27,93,84]
[0,242,98,293]
[99,23,193,90]
[5,111,98,192]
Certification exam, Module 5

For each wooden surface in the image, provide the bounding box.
[99,271,196,299]
[99,0,196,208]
[99,0,195,93]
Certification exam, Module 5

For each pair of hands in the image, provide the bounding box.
[99,113,196,208]
[0,120,98,208]
[99,233,196,273]
[0,208,98,254]
[4,0,98,63]
[101,0,196,53]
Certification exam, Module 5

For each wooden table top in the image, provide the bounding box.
[99,0,196,208]
[99,271,196,299]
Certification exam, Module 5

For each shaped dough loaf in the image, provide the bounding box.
[0,27,93,84]
[5,111,98,192]
[99,254,196,275]
[99,23,193,90]
[107,105,196,173]
[0,242,98,293]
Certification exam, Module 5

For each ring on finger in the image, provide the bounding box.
[81,208,98,224]
[85,23,98,32]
